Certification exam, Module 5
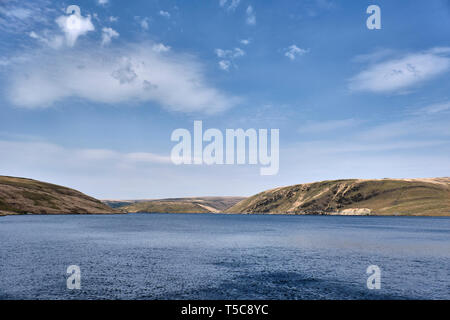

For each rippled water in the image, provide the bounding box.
[0,213,449,300]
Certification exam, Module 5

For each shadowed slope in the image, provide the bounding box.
[0,176,120,215]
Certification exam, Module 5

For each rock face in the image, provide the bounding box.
[112,197,246,213]
[226,178,450,216]
[337,208,372,215]
[0,176,121,215]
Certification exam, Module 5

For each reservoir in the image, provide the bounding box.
[0,213,449,299]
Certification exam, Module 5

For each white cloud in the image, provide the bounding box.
[219,60,231,71]
[282,114,450,187]
[0,140,171,167]
[219,0,241,11]
[0,138,176,198]
[109,16,118,22]
[284,45,308,60]
[101,27,119,46]
[0,137,283,199]
[141,19,149,30]
[5,43,239,113]
[29,30,64,49]
[356,117,450,142]
[215,48,245,59]
[413,101,450,115]
[240,39,250,45]
[349,48,450,93]
[56,10,95,47]
[152,43,171,53]
[1,7,32,19]
[214,47,245,71]
[0,58,9,67]
[214,49,227,59]
[246,6,256,25]
[0,2,52,33]
[97,0,109,5]
[159,10,171,18]
[230,0,241,10]
[0,55,31,67]
[135,16,150,30]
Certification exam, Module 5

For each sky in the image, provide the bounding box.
[0,0,449,199]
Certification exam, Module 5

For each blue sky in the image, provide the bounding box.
[0,0,449,199]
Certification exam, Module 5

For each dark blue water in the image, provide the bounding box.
[0,214,449,300]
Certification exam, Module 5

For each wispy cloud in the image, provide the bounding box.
[287,112,450,182]
[0,138,175,198]
[97,0,109,6]
[135,16,150,30]
[356,117,450,141]
[218,60,231,71]
[101,27,119,46]
[4,43,239,113]
[0,139,171,168]
[349,48,450,93]
[219,0,241,11]
[152,43,171,53]
[412,101,450,115]
[284,45,308,60]
[29,30,64,49]
[246,6,256,25]
[0,0,54,33]
[159,10,171,18]
[296,110,450,156]
[214,47,245,71]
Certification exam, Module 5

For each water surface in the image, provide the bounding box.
[0,213,449,299]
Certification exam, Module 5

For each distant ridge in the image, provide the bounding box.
[0,176,121,215]
[105,197,246,213]
[226,178,450,216]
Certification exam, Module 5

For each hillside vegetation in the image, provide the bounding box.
[226,178,450,216]
[0,176,120,215]
[116,197,246,213]
[2,175,448,216]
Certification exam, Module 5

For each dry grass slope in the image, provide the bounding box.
[0,176,121,215]
[226,178,450,216]
[118,197,246,213]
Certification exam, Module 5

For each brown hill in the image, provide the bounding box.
[226,178,450,216]
[115,197,246,213]
[0,176,120,215]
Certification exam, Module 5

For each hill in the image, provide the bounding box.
[0,176,120,215]
[226,178,450,216]
[115,197,246,213]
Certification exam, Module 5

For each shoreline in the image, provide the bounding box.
[1,211,449,217]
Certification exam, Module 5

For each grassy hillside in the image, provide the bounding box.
[0,176,121,215]
[227,178,450,216]
[117,197,246,213]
